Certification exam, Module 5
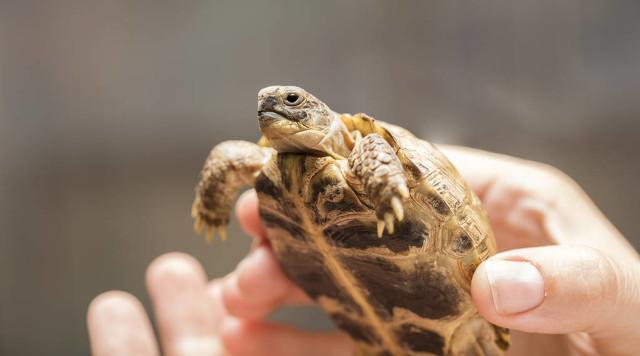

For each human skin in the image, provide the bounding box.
[87,146,640,356]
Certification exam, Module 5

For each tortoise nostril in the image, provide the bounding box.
[260,96,278,112]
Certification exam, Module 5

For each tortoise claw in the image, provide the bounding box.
[375,185,408,237]
[192,198,230,243]
[397,184,410,199]
[377,213,395,238]
[384,213,395,235]
[205,226,215,243]
[218,227,228,241]
[375,186,408,237]
[377,213,398,237]
[377,220,385,238]
[202,225,228,243]
[391,196,404,222]
[193,217,204,234]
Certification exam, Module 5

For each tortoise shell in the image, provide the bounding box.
[254,122,507,356]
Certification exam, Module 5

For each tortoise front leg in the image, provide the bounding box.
[345,133,410,237]
[192,140,273,241]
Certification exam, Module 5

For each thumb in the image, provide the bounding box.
[472,246,640,338]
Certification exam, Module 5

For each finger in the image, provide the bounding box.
[222,245,312,321]
[146,253,223,356]
[438,145,568,249]
[236,189,268,241]
[206,278,230,320]
[438,145,639,258]
[437,145,552,198]
[436,145,506,195]
[222,317,352,356]
[87,291,159,356]
[472,245,640,353]
[206,278,225,310]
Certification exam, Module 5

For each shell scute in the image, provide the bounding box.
[339,253,462,320]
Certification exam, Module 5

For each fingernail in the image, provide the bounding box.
[238,189,256,203]
[485,259,545,315]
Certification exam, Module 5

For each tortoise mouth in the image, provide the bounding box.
[258,109,309,139]
[258,110,311,133]
[258,110,297,130]
[258,110,287,131]
[258,110,288,122]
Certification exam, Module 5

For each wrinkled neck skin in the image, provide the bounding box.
[317,112,356,159]
[265,111,355,160]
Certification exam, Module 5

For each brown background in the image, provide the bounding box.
[1,1,639,355]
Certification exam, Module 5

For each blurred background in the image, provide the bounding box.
[1,1,639,354]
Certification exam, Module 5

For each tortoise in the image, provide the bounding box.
[192,85,509,355]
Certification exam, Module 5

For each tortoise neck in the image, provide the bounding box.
[316,113,355,159]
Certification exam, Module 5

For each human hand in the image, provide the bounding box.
[87,252,230,355]
[220,146,640,356]
[87,255,353,356]
[86,200,351,356]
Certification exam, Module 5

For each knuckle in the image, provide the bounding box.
[221,277,246,316]
[221,272,270,319]
[533,163,579,193]
[514,163,575,198]
[483,162,580,223]
[571,246,619,302]
[566,246,640,332]
[491,160,576,198]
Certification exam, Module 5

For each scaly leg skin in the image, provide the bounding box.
[192,140,273,242]
[346,133,410,237]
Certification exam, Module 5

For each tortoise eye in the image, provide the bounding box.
[284,92,303,106]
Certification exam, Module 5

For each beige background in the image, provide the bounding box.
[1,1,639,354]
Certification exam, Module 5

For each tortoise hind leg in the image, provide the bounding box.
[448,318,508,356]
[192,140,273,241]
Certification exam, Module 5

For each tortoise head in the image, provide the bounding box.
[257,85,343,155]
